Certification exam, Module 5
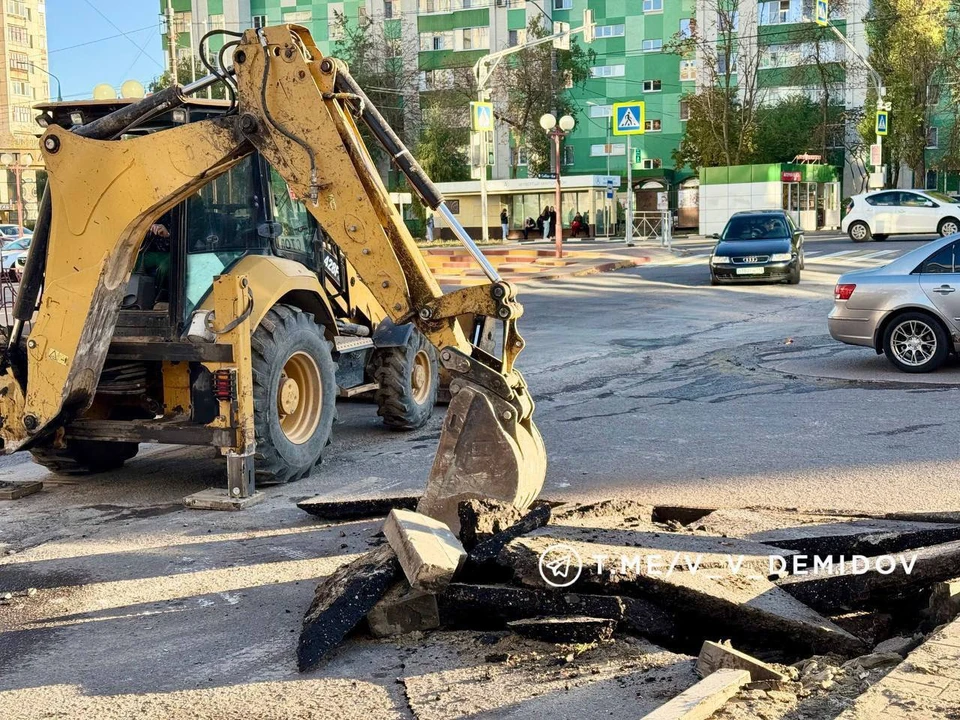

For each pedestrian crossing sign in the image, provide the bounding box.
[876,110,889,136]
[612,101,645,136]
[471,101,494,132]
[815,0,828,26]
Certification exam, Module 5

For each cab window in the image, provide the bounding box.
[268,166,314,261]
[184,156,266,316]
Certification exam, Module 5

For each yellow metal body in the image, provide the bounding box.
[0,24,545,524]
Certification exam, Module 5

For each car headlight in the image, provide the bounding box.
[770,253,793,262]
[711,255,730,265]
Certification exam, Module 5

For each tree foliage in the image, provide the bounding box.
[865,0,953,186]
[489,18,595,175]
[149,56,228,99]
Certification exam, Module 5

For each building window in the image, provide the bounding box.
[460,27,488,50]
[643,80,662,92]
[433,35,444,50]
[679,18,694,39]
[7,25,29,46]
[562,145,574,166]
[644,119,662,132]
[718,10,739,33]
[284,10,312,22]
[7,1,28,17]
[680,58,696,81]
[10,52,29,72]
[760,0,800,25]
[643,0,662,12]
[509,29,527,46]
[385,0,394,17]
[926,170,938,190]
[717,52,738,75]
[679,100,690,121]
[594,24,625,38]
[252,15,267,28]
[642,158,662,169]
[590,64,625,78]
[516,146,528,166]
[590,143,626,157]
[642,39,662,52]
[589,104,612,118]
[554,0,572,9]
[11,105,31,124]
[927,126,939,149]
[10,80,29,96]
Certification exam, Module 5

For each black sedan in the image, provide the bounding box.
[709,210,804,285]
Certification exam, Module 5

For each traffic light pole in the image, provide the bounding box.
[473,15,594,246]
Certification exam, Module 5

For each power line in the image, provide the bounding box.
[79,0,164,69]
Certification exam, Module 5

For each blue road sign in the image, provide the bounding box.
[816,0,828,26]
[612,101,645,136]
[876,110,889,136]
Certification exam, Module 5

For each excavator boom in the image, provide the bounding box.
[0,25,545,527]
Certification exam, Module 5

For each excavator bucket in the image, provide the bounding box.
[418,360,547,532]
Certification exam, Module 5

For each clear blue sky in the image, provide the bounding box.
[47,0,167,101]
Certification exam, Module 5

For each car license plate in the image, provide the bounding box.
[736,267,765,275]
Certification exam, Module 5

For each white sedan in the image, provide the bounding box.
[842,190,960,242]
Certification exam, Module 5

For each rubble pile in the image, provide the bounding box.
[294,496,960,717]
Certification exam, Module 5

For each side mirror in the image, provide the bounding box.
[257,221,283,239]
[711,233,721,239]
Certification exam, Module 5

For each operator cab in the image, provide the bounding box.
[34,99,351,339]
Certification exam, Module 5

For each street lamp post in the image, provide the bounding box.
[539,113,575,259]
[1,153,33,232]
[26,63,62,102]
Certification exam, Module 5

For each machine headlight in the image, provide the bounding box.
[770,253,793,262]
[710,255,730,265]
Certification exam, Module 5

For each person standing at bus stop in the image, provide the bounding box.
[500,208,509,241]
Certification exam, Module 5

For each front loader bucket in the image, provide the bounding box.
[417,380,547,532]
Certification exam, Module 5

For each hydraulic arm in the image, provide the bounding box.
[0,24,545,526]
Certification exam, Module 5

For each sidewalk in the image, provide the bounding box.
[422,239,667,286]
[835,614,960,719]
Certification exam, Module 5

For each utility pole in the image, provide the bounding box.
[626,135,633,245]
[166,0,177,82]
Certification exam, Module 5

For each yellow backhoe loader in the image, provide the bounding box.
[0,24,545,526]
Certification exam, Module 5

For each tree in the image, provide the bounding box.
[487,18,595,176]
[865,0,951,186]
[149,56,227,99]
[415,112,471,183]
[753,96,828,164]
[668,0,763,168]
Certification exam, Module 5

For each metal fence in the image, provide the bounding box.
[629,211,673,249]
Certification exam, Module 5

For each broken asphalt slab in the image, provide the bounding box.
[777,538,960,614]
[298,544,400,671]
[296,495,419,520]
[497,534,865,655]
[506,616,617,644]
[690,508,960,559]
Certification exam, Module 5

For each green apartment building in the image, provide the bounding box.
[160,0,955,233]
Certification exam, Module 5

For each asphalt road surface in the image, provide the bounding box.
[3,231,960,719]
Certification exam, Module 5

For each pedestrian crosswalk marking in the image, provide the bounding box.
[639,247,905,269]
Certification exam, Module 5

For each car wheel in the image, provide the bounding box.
[849,221,872,243]
[938,218,960,237]
[710,274,721,286]
[882,312,949,373]
[787,266,801,284]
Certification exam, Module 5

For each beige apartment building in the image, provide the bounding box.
[0,0,47,226]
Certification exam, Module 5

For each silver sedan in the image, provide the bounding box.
[829,235,960,372]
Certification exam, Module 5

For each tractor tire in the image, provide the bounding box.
[372,329,439,431]
[252,304,337,485]
[30,439,139,475]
